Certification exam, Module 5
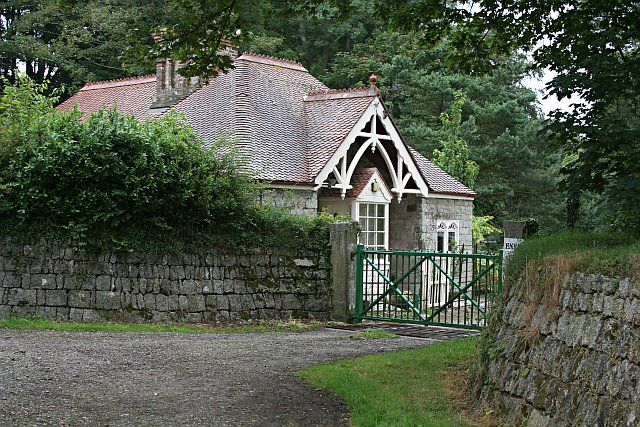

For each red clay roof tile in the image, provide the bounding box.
[55,54,475,197]
[56,75,156,121]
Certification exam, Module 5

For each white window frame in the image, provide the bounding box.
[355,202,389,250]
[435,220,460,253]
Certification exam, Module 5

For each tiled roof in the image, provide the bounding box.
[172,53,328,182]
[320,167,393,199]
[56,75,156,121]
[56,54,475,197]
[408,147,476,197]
[349,167,377,198]
[304,90,375,180]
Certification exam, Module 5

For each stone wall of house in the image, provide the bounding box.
[421,197,473,251]
[0,239,336,323]
[389,194,422,250]
[389,196,473,251]
[479,271,640,426]
[257,187,318,216]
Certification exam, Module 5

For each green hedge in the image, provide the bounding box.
[0,76,345,253]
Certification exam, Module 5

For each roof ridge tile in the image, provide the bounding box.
[80,75,156,91]
[304,87,378,101]
[237,52,307,71]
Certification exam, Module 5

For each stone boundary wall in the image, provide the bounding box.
[0,236,345,323]
[480,271,640,426]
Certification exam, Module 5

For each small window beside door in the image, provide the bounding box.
[436,220,459,253]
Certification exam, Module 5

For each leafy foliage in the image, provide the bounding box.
[382,0,640,230]
[505,232,640,283]
[432,91,478,189]
[0,75,59,167]
[472,216,500,244]
[1,0,587,234]
[143,0,242,78]
[3,107,256,241]
[0,0,168,95]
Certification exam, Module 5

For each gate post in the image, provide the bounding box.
[354,244,364,323]
[329,222,358,322]
[497,249,505,294]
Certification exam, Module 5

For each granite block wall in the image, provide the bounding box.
[389,195,473,251]
[480,271,640,426]
[257,187,318,216]
[0,238,334,323]
[421,197,473,252]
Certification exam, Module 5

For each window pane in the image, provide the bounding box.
[359,203,367,217]
[377,204,385,216]
[368,218,376,232]
[377,233,385,246]
[448,231,456,251]
[377,218,385,231]
[359,218,366,229]
[437,232,445,253]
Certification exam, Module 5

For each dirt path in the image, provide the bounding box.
[0,328,427,426]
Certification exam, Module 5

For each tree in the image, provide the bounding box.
[381,0,640,229]
[432,91,478,188]
[0,0,167,95]
[322,31,565,230]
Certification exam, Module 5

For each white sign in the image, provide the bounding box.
[503,237,524,257]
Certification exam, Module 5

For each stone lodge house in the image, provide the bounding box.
[57,49,475,252]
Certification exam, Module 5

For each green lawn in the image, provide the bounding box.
[0,316,321,334]
[299,338,486,427]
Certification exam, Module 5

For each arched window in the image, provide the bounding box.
[436,220,459,253]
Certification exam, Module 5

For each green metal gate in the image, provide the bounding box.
[354,245,504,329]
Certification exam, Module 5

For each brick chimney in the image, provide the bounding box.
[150,40,238,110]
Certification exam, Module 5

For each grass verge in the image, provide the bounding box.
[298,337,495,427]
[505,231,639,282]
[0,317,322,334]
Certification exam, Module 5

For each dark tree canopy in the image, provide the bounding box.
[381,0,640,228]
[0,0,169,96]
[8,0,631,233]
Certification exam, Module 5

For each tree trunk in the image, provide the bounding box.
[566,190,581,230]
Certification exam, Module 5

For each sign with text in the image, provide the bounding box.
[503,237,524,257]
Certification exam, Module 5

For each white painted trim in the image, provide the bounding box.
[313,97,429,201]
[435,220,460,253]
[314,101,378,188]
[426,193,475,201]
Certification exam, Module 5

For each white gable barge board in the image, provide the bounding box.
[313,98,429,200]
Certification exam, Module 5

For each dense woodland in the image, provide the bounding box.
[1,0,638,236]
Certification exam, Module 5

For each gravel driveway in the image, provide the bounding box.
[0,327,427,426]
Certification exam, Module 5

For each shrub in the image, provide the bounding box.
[0,75,59,167]
[2,108,257,241]
[0,76,349,252]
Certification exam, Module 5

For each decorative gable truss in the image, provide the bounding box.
[314,97,429,202]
